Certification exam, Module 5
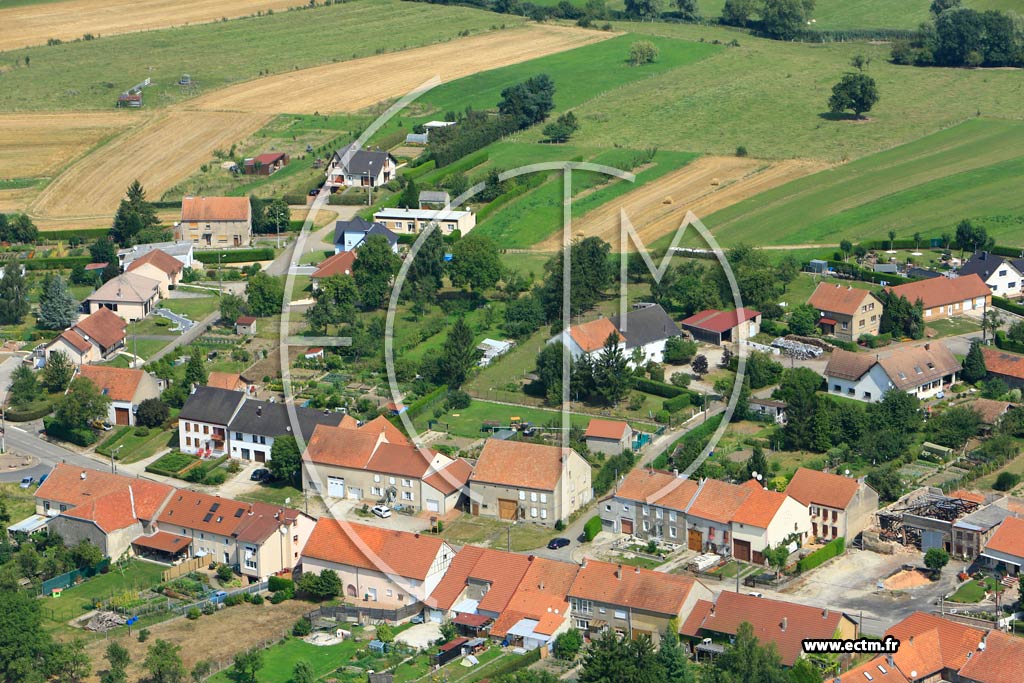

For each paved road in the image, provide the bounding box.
[0,420,103,483]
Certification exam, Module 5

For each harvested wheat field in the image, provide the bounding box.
[30,110,270,224]
[85,601,312,682]
[31,25,607,224]
[0,112,136,179]
[190,25,609,114]
[536,156,828,252]
[0,0,299,52]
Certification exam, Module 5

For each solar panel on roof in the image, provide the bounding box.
[210,503,220,512]
[234,509,244,518]
[203,513,213,522]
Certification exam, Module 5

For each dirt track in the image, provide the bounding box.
[535,156,828,252]
[0,112,136,178]
[29,25,609,226]
[0,0,299,51]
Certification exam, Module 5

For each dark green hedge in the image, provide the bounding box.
[25,256,92,271]
[995,330,1024,354]
[5,400,54,422]
[584,515,603,542]
[826,261,913,286]
[43,417,97,446]
[634,377,683,398]
[993,296,1024,317]
[283,194,309,205]
[38,228,109,242]
[151,200,183,209]
[402,160,436,180]
[407,384,447,421]
[797,537,845,573]
[663,393,692,413]
[193,248,274,265]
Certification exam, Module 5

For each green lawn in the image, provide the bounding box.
[948,576,1000,603]
[237,481,304,507]
[681,119,1024,248]
[127,338,171,360]
[40,560,166,631]
[0,0,524,111]
[779,273,878,309]
[438,515,557,552]
[208,636,362,683]
[571,22,1024,163]
[421,399,594,438]
[97,425,175,464]
[926,317,982,338]
[0,482,37,523]
[159,297,220,321]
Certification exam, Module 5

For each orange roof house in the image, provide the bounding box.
[311,251,357,285]
[45,307,127,365]
[982,346,1024,386]
[206,371,248,392]
[490,556,579,644]
[680,592,856,666]
[785,467,878,542]
[469,440,593,524]
[584,419,634,455]
[983,515,1024,568]
[177,196,253,246]
[427,546,534,615]
[180,196,250,222]
[885,273,991,318]
[76,364,161,427]
[126,248,184,295]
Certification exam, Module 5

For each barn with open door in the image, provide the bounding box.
[78,364,161,429]
[498,499,518,521]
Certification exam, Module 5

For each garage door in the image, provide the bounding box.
[621,519,633,534]
[348,487,362,501]
[688,529,703,552]
[114,407,130,426]
[498,499,518,521]
[426,499,440,513]
[255,450,266,463]
[734,539,751,562]
[327,476,345,498]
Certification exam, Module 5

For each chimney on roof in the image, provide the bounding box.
[257,405,262,417]
[673,469,679,478]
[539,581,545,590]
[822,608,829,619]
[580,557,587,568]
[924,343,930,351]
[886,654,895,668]
[909,635,914,646]
[80,471,87,480]
[528,555,535,561]
[709,604,715,617]
[780,617,787,632]
[248,504,254,516]
[634,566,640,574]
[616,564,622,580]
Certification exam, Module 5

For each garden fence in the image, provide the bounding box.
[161,557,206,582]
[40,558,111,596]
[171,581,268,617]
[307,601,423,625]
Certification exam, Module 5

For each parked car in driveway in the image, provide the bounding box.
[19,476,33,489]
[547,537,570,550]
[372,505,392,518]
[250,468,271,482]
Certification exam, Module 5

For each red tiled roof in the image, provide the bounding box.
[985,516,1024,559]
[680,308,760,334]
[157,489,302,543]
[181,196,250,222]
[250,152,286,166]
[132,531,192,554]
[302,519,449,581]
[304,425,383,468]
[491,557,577,637]
[312,251,357,279]
[206,371,244,391]
[422,458,473,496]
[886,273,990,310]
[686,478,752,525]
[584,419,630,440]
[54,329,91,354]
[785,467,861,510]
[74,307,127,349]
[732,480,789,528]
[886,612,985,677]
[569,559,700,617]
[236,316,257,325]
[126,249,183,277]
[838,658,910,683]
[808,282,878,316]
[428,546,532,612]
[949,489,987,504]
[359,415,409,445]
[568,318,622,353]
[613,468,699,511]
[452,613,491,627]
[957,629,1024,683]
[77,364,145,402]
[470,440,573,492]
[37,464,173,531]
[982,347,1024,381]
[680,592,848,666]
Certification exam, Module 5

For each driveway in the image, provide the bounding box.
[396,622,440,648]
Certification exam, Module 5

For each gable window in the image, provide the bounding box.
[519,491,526,501]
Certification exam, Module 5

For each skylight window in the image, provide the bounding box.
[202,513,213,522]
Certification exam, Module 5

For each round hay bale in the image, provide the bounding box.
[710,177,720,186]
[575,230,585,238]
[663,196,673,204]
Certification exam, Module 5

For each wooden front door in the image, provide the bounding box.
[734,539,751,562]
[498,499,518,521]
[621,518,633,534]
[114,407,130,425]
[688,528,703,552]
[471,503,480,516]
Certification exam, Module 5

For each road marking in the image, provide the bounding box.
[10,425,25,432]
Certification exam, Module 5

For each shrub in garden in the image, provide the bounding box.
[293,617,312,637]
[216,564,233,582]
[186,607,201,620]
[250,593,265,605]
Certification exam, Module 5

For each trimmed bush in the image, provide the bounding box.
[634,377,683,398]
[186,607,201,620]
[292,616,312,636]
[583,515,602,542]
[5,400,54,422]
[25,256,92,271]
[269,590,289,604]
[995,330,1024,354]
[797,537,845,573]
[663,394,691,413]
[43,417,96,446]
[250,593,265,605]
[268,576,294,593]
[193,248,274,265]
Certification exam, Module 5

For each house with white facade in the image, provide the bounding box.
[332,216,398,254]
[959,251,1024,299]
[178,386,246,456]
[373,206,476,236]
[326,144,396,187]
[785,467,879,542]
[548,303,681,365]
[77,365,161,427]
[301,519,454,610]
[824,343,961,403]
[118,241,195,270]
[981,515,1024,575]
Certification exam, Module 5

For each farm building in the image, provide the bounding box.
[981,346,1024,389]
[235,316,257,335]
[243,152,288,175]
[175,196,253,247]
[680,308,761,345]
[885,273,991,320]
[584,419,632,455]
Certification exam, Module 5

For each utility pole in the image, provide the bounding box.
[275,207,281,250]
[1,405,5,454]
[218,253,223,295]
[110,445,122,474]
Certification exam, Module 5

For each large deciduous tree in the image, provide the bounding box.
[144,640,186,683]
[0,263,30,325]
[352,234,400,310]
[245,272,285,317]
[53,377,111,430]
[268,434,302,483]
[43,350,75,392]
[828,72,879,119]
[449,234,503,293]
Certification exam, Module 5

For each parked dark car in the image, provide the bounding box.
[547,537,570,550]
[250,468,271,482]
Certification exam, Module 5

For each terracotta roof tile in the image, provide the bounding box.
[614,468,699,511]
[470,440,573,492]
[36,464,173,531]
[54,329,91,354]
[957,629,1024,683]
[680,592,848,666]
[886,273,990,310]
[157,489,302,543]
[982,347,1024,381]
[686,478,752,524]
[312,251,357,279]
[73,307,126,349]
[732,481,789,528]
[126,249,183,277]
[422,458,473,496]
[569,559,700,616]
[985,516,1024,559]
[568,317,622,353]
[428,546,532,612]
[304,424,382,468]
[302,519,450,581]
[77,365,144,402]
[181,196,251,222]
[584,419,630,440]
[808,282,879,316]
[966,398,1013,425]
[359,415,409,445]
[838,658,910,683]
[132,531,192,554]
[206,371,244,391]
[786,467,861,510]
[680,308,760,334]
[490,557,577,637]
[886,612,985,676]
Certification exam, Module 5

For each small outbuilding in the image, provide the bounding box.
[235,316,257,335]
[680,308,761,345]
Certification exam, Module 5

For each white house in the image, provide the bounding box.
[326,144,396,187]
[982,516,1024,575]
[119,241,195,270]
[332,216,398,254]
[301,519,454,610]
[959,251,1024,299]
[824,343,961,403]
[548,303,681,365]
[373,206,476,236]
[77,365,161,427]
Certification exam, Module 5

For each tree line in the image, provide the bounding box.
[892,0,1024,67]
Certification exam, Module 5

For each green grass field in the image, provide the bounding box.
[159,297,220,321]
[41,560,166,631]
[567,21,1023,162]
[693,118,1024,247]
[207,636,361,683]
[0,0,522,111]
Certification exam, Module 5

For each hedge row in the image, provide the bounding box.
[5,400,54,422]
[39,228,109,242]
[193,248,275,264]
[407,384,448,421]
[995,330,1024,355]
[634,377,683,398]
[25,256,92,271]
[826,261,913,286]
[96,426,132,456]
[663,393,692,413]
[43,417,97,447]
[402,159,437,181]
[651,415,723,471]
[583,515,602,542]
[992,296,1024,317]
[282,194,309,205]
[797,537,845,573]
[151,200,183,209]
